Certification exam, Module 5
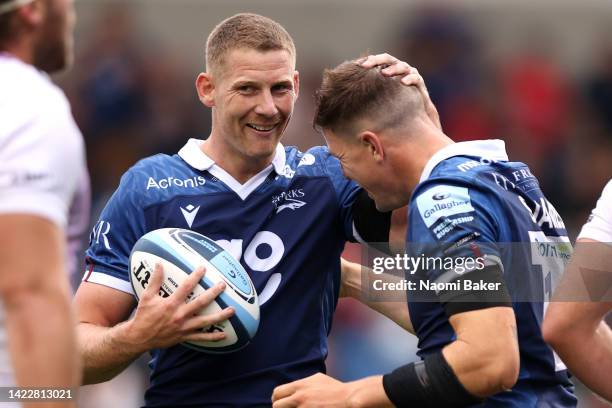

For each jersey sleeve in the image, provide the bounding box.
[83,168,147,294]
[408,179,511,315]
[578,179,612,244]
[0,91,84,228]
[316,147,362,242]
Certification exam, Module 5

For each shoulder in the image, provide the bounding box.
[285,145,329,170]
[119,153,183,188]
[112,153,208,207]
[0,57,69,114]
[411,177,477,225]
[283,145,344,179]
[0,58,78,151]
[417,155,513,204]
[114,154,176,200]
[409,170,503,238]
[600,179,612,208]
[578,179,612,243]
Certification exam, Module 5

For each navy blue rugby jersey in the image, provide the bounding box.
[406,140,576,407]
[84,139,361,407]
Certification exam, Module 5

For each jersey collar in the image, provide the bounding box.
[419,139,509,183]
[178,138,287,200]
[178,138,287,175]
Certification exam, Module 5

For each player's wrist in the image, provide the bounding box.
[346,376,393,408]
[113,319,151,355]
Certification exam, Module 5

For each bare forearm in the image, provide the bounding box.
[4,284,79,407]
[443,309,519,398]
[78,321,143,385]
[552,321,612,401]
[341,260,413,333]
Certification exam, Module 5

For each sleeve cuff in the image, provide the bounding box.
[82,270,134,295]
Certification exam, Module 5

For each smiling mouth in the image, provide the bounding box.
[246,123,278,132]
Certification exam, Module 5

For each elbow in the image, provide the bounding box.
[494,354,520,394]
[474,347,520,397]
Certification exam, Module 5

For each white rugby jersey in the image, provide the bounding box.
[0,53,90,386]
[578,179,612,244]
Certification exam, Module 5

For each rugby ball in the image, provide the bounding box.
[128,228,259,353]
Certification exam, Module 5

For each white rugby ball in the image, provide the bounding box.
[128,228,259,353]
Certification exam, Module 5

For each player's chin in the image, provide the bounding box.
[251,135,282,155]
[373,196,400,213]
[247,143,278,162]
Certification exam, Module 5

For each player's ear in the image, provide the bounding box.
[17,0,44,27]
[359,131,384,162]
[195,72,215,108]
[293,70,300,100]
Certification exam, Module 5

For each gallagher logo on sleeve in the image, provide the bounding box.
[416,185,475,228]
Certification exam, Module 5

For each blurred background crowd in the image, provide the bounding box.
[57,0,611,406]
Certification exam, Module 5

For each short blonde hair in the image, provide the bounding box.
[206,13,296,74]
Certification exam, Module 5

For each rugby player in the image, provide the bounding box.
[272,59,577,407]
[74,14,423,406]
[543,179,612,402]
[0,0,88,406]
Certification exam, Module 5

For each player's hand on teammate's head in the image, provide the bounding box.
[126,263,234,351]
[360,53,442,130]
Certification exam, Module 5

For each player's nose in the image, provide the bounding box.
[254,89,279,117]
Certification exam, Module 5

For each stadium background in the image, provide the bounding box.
[58,0,612,406]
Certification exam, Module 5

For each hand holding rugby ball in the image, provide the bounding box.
[129,228,260,353]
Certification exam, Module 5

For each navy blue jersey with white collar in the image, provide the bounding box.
[84,139,361,407]
[407,140,576,407]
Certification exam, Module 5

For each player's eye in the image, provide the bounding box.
[237,85,256,94]
[272,84,292,93]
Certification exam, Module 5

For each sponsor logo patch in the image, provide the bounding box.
[0,170,50,189]
[272,188,306,213]
[279,165,295,179]
[298,153,315,167]
[416,185,475,228]
[146,176,206,190]
[90,220,112,250]
[180,204,200,228]
[432,215,475,239]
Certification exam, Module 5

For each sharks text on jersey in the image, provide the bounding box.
[272,188,306,213]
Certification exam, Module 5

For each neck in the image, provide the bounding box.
[201,133,275,184]
[394,129,454,194]
[1,38,33,65]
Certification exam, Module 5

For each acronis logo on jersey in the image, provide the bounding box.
[146,176,206,190]
[416,185,475,228]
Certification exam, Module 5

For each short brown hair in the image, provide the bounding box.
[314,60,422,134]
[206,13,296,74]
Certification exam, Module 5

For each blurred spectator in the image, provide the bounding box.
[584,44,612,137]
[74,5,148,140]
[395,8,493,142]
